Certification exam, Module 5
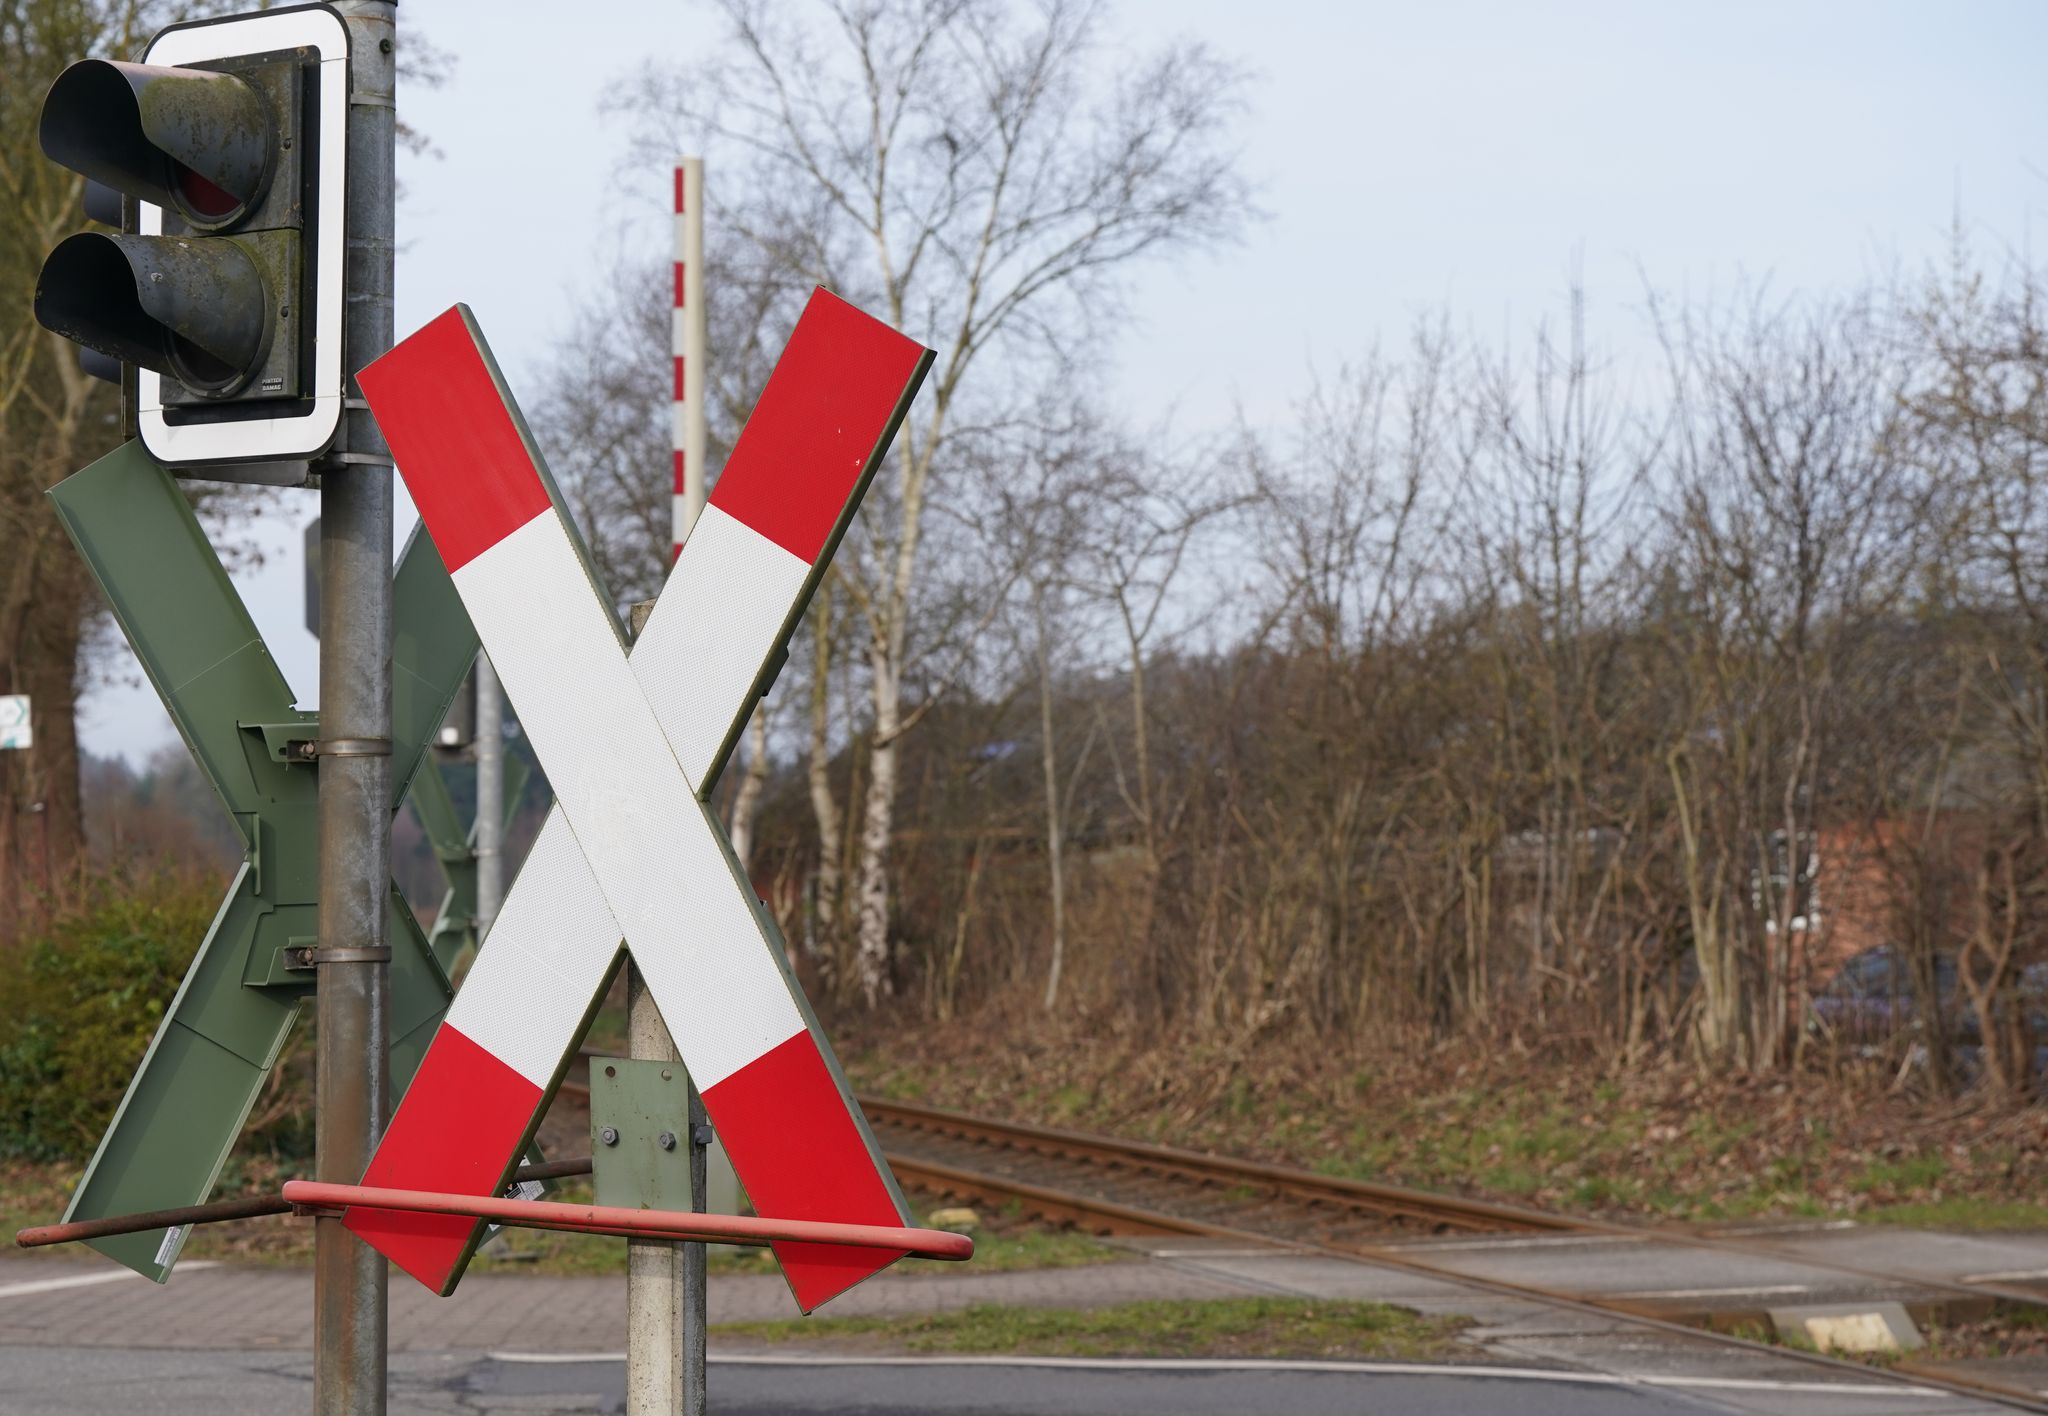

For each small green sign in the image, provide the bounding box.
[0,695,28,750]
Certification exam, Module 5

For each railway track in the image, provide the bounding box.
[860,1095,1579,1243]
[858,1095,2048,1413]
[550,1072,2048,1408]
[554,1075,1578,1241]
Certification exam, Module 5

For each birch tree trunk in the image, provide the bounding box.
[727,701,771,872]
[1037,584,1069,1011]
[805,584,844,971]
[853,638,902,1004]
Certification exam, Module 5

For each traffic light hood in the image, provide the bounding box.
[37,231,270,392]
[41,60,275,231]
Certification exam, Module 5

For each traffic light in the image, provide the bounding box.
[33,7,349,476]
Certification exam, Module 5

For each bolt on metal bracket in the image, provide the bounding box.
[590,1059,696,1213]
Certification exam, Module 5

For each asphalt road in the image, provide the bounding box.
[0,1348,1942,1416]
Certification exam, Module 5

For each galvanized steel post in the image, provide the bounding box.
[683,1075,709,1416]
[315,3,396,1411]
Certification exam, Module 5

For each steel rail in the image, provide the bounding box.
[881,1146,2045,1412]
[861,1096,1578,1235]
[867,1096,2048,1316]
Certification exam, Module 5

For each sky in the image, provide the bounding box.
[76,0,2048,764]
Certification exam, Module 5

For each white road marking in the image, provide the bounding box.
[1704,1220,1857,1237]
[486,1350,1943,1395]
[1609,1283,1811,1299]
[0,1262,216,1299]
[1964,1268,2048,1283]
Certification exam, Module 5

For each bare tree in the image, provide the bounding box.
[613,0,1252,1003]
[1908,243,2048,1098]
[1075,433,1240,999]
[1656,288,1919,1069]
[1230,335,1457,1035]
[0,0,274,934]
[1467,288,1651,1020]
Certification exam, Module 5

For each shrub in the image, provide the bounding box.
[0,872,220,1162]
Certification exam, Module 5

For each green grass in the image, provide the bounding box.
[716,1297,1473,1360]
[1852,1153,1948,1194]
[467,1229,858,1279]
[461,1182,1119,1277]
[908,1226,1119,1273]
[1,1162,75,1255]
[1860,1198,2048,1231]
[1298,1077,1975,1228]
[471,1225,1117,1280]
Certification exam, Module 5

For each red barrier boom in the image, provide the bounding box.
[282,1181,974,1261]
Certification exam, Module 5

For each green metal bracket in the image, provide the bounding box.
[45,440,479,1282]
[590,1060,697,1213]
[411,750,529,977]
[244,718,321,765]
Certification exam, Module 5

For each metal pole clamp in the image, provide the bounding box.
[287,945,394,968]
[292,736,392,760]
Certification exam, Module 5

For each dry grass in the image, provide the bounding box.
[843,1003,2048,1230]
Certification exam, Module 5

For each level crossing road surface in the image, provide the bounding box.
[0,1230,2033,1415]
[0,1346,1936,1416]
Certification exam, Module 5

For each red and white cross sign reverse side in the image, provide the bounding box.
[345,290,932,1312]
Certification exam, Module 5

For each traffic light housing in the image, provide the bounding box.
[33,6,349,476]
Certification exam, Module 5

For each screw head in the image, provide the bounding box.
[599,1126,619,1147]
[657,1131,677,1151]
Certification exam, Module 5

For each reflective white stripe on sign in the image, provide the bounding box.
[632,504,810,787]
[454,514,805,1088]
[444,814,619,1089]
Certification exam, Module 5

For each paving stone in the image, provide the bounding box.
[0,1254,1251,1353]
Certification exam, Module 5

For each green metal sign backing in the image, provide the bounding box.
[46,440,479,1281]
[411,750,529,977]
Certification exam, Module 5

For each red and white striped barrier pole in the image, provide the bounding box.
[673,157,706,558]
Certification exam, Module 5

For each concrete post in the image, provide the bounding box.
[624,600,707,1416]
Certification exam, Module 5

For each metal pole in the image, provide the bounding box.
[315,4,395,1413]
[683,1077,708,1416]
[473,654,502,938]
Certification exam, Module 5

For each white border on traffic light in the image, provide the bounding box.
[138,5,348,470]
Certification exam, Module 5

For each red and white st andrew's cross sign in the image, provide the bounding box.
[345,290,931,1313]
